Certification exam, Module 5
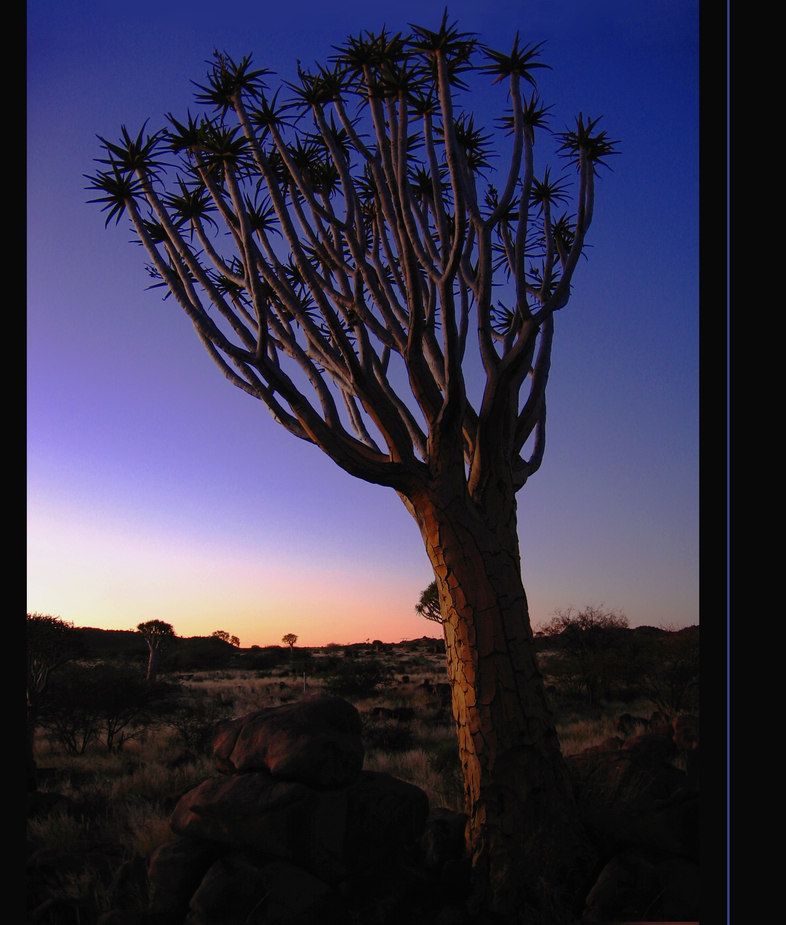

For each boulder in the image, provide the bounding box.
[581,851,700,923]
[169,768,429,884]
[116,698,436,924]
[656,856,700,920]
[183,851,273,925]
[246,860,344,925]
[147,836,220,917]
[343,770,430,871]
[566,733,693,856]
[212,696,364,789]
[419,807,468,870]
[581,851,662,923]
[169,772,347,882]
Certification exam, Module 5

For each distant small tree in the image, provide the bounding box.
[415,580,443,624]
[137,619,176,681]
[282,633,298,654]
[212,629,241,646]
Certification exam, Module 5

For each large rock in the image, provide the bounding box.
[169,769,429,884]
[147,835,220,917]
[212,696,364,789]
[566,732,696,858]
[184,853,343,925]
[581,851,700,923]
[170,772,346,882]
[185,852,347,925]
[342,770,430,872]
[581,851,662,923]
[419,807,468,871]
[184,851,268,925]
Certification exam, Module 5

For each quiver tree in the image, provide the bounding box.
[136,619,176,681]
[416,579,443,624]
[88,15,617,921]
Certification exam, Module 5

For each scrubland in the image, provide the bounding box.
[27,629,698,920]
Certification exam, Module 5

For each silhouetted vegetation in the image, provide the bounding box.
[26,622,698,922]
[40,663,175,753]
[323,654,393,697]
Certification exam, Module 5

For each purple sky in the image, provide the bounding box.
[27,0,700,647]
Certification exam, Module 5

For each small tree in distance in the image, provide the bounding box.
[87,14,618,919]
[282,633,298,654]
[137,620,176,681]
[415,580,443,624]
[212,629,241,646]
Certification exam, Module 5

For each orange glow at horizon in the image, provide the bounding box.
[27,503,438,648]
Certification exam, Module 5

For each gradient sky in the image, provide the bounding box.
[27,0,700,648]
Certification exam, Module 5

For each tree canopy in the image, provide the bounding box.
[87,14,616,506]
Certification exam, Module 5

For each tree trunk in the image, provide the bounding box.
[146,644,159,682]
[401,484,597,923]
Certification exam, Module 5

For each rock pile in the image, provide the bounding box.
[141,696,445,925]
[93,700,700,924]
[571,711,700,923]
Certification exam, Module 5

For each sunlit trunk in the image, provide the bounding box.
[401,483,596,923]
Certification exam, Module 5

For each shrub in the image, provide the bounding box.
[362,717,415,753]
[165,691,226,754]
[541,606,633,704]
[638,627,699,717]
[40,663,175,754]
[241,646,289,670]
[323,657,392,697]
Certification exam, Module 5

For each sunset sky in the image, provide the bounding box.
[27,0,701,648]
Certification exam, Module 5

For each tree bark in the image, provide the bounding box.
[401,483,597,923]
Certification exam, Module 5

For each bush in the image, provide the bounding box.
[638,627,699,717]
[242,646,289,670]
[165,690,227,754]
[541,606,633,704]
[362,717,415,753]
[40,663,175,753]
[323,657,392,697]
[428,737,461,777]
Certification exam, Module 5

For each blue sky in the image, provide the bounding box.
[27,0,700,647]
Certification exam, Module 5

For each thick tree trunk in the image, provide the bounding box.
[401,484,596,923]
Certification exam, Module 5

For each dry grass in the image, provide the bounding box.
[28,645,693,920]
